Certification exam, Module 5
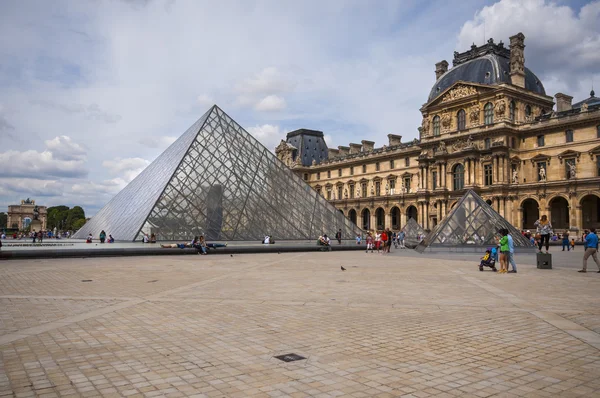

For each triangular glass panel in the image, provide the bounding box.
[74,105,362,241]
[401,217,426,248]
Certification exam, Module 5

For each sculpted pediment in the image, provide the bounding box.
[425,81,491,109]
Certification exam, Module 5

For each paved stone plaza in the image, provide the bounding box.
[1,250,599,397]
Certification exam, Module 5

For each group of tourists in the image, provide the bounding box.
[481,215,600,274]
[85,230,115,243]
[364,229,399,253]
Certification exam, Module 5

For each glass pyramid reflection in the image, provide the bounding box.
[415,190,533,252]
[401,218,425,248]
[73,105,362,241]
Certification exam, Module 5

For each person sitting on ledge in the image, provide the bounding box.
[318,234,330,246]
[86,233,93,243]
[150,233,157,243]
[107,235,115,243]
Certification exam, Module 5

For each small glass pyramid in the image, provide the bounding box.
[401,218,425,248]
[415,190,533,252]
[74,105,362,241]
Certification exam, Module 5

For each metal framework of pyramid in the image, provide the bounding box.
[415,190,533,252]
[401,217,425,248]
[74,105,362,241]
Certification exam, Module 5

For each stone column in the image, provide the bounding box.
[425,167,429,191]
[466,159,471,185]
[442,163,447,188]
[492,156,498,185]
[517,207,523,230]
[437,200,442,221]
[371,211,377,232]
[575,205,582,232]
[400,208,407,230]
[506,198,513,225]
[385,211,391,231]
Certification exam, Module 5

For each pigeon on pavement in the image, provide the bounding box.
[341,266,346,271]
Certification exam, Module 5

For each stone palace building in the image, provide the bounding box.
[277,33,600,235]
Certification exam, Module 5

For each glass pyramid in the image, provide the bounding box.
[415,190,533,252]
[401,217,425,248]
[73,105,362,241]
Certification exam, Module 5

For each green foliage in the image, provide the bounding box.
[66,206,85,230]
[0,212,7,229]
[43,205,87,231]
[71,218,87,231]
[47,206,70,230]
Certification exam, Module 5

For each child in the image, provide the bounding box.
[355,234,362,245]
[499,229,510,274]
[479,249,498,272]
[366,233,374,253]
[570,238,575,251]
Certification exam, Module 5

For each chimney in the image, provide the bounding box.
[361,140,375,152]
[388,134,402,146]
[435,60,449,80]
[337,146,350,156]
[327,148,340,158]
[509,32,526,88]
[555,93,573,112]
[349,143,362,154]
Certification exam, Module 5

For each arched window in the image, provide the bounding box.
[453,164,465,191]
[433,116,440,136]
[509,100,515,121]
[457,109,466,131]
[484,102,494,125]
[525,105,532,118]
[565,129,574,143]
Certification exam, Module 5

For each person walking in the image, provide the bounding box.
[380,230,388,254]
[579,228,600,273]
[507,230,518,273]
[562,232,570,251]
[398,230,406,249]
[335,229,342,245]
[534,215,552,253]
[498,229,509,274]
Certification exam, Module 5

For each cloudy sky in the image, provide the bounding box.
[0,0,598,216]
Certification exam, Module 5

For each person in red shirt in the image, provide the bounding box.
[380,230,388,254]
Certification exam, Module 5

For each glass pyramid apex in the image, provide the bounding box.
[74,105,361,241]
[415,190,533,252]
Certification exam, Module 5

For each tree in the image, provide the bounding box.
[47,206,69,230]
[66,206,85,230]
[0,212,7,229]
[71,218,87,232]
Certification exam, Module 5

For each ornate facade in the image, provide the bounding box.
[7,198,47,231]
[278,33,600,235]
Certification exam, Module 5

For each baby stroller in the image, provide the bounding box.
[479,248,498,272]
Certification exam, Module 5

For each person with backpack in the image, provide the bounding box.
[335,229,342,245]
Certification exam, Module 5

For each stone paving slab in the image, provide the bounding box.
[0,251,599,397]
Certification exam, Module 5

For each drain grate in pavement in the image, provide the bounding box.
[274,353,306,362]
[81,280,93,282]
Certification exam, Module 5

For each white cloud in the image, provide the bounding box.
[197,94,214,107]
[0,135,88,179]
[102,157,150,183]
[0,178,65,197]
[236,67,294,95]
[139,136,177,149]
[254,95,287,112]
[45,135,86,161]
[457,0,600,96]
[246,124,286,152]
